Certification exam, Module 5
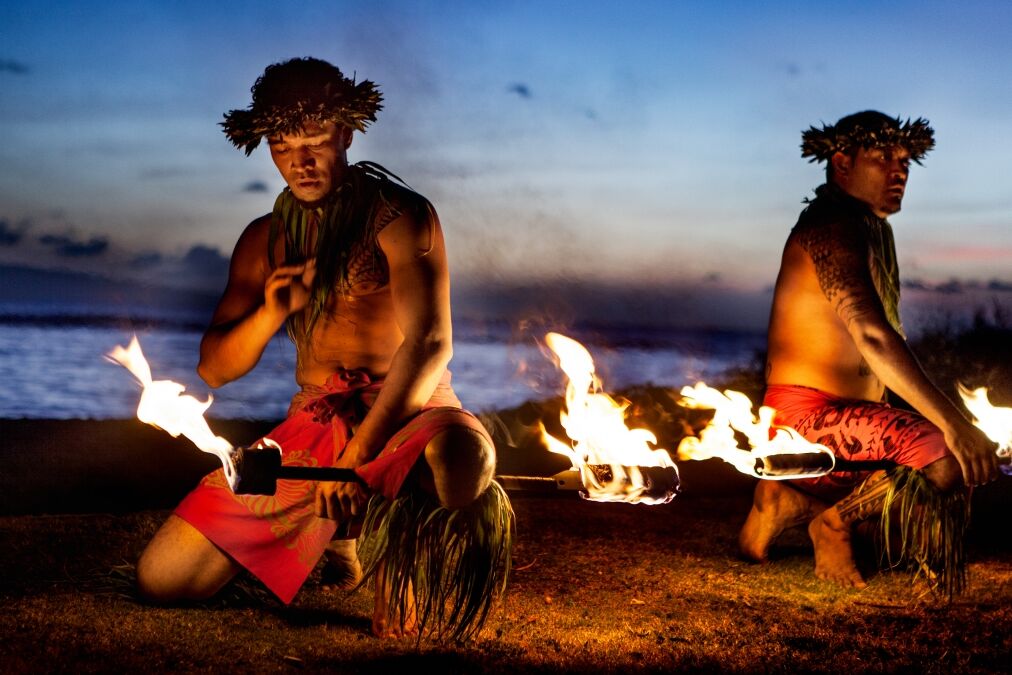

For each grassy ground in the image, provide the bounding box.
[1,484,1010,674]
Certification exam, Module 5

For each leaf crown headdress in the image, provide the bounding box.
[801,110,935,165]
[222,57,383,155]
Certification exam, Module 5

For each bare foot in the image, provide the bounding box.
[739,480,826,562]
[320,539,362,590]
[371,562,418,639]
[808,508,867,589]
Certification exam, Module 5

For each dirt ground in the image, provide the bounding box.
[2,480,1010,674]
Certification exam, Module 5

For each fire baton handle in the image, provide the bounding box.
[232,446,366,495]
[496,470,585,493]
[832,458,897,472]
[274,465,363,482]
[754,452,897,478]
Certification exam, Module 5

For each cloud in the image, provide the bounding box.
[181,244,229,275]
[898,277,1012,295]
[933,279,965,294]
[0,59,29,75]
[507,82,532,99]
[453,280,774,331]
[38,233,109,257]
[242,180,270,193]
[901,277,1012,294]
[129,251,164,268]
[0,219,25,246]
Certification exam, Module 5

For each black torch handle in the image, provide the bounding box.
[832,458,897,472]
[274,465,366,484]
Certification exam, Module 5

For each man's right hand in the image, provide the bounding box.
[264,259,317,318]
[945,421,1000,487]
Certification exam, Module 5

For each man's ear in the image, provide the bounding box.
[831,151,851,180]
[342,126,353,150]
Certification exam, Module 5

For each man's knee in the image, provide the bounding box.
[921,455,963,493]
[136,515,238,603]
[423,426,495,510]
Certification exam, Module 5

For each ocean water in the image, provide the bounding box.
[0,319,764,420]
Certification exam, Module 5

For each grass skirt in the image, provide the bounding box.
[879,466,970,599]
[356,481,515,641]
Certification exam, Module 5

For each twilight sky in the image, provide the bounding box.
[1,0,1010,329]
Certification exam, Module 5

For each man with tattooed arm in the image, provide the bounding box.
[739,111,999,593]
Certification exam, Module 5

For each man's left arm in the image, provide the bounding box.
[800,220,998,487]
[315,203,453,520]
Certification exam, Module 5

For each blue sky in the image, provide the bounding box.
[1,0,1010,328]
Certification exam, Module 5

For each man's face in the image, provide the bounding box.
[832,145,911,218]
[268,121,351,204]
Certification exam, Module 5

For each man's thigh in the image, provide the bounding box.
[794,399,948,466]
[790,399,950,500]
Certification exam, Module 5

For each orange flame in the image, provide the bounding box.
[676,382,835,479]
[958,384,1012,470]
[540,332,678,504]
[107,336,238,488]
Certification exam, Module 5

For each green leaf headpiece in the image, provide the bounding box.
[801,110,935,165]
[222,57,383,156]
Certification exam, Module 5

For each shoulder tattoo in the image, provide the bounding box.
[794,222,878,328]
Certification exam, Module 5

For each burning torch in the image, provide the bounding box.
[677,382,1012,479]
[106,337,364,495]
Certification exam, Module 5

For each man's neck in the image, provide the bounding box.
[822,182,887,221]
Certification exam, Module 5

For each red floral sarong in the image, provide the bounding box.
[174,369,491,604]
[764,384,949,502]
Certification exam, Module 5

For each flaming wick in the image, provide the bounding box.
[540,332,679,504]
[106,336,238,488]
[677,382,837,480]
[958,384,1012,474]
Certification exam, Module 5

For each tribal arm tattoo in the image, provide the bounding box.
[794,220,886,331]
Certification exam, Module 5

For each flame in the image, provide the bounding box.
[107,336,238,488]
[676,382,836,479]
[540,332,678,504]
[957,384,1012,473]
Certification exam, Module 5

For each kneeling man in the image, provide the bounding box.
[135,57,512,639]
[741,111,998,594]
